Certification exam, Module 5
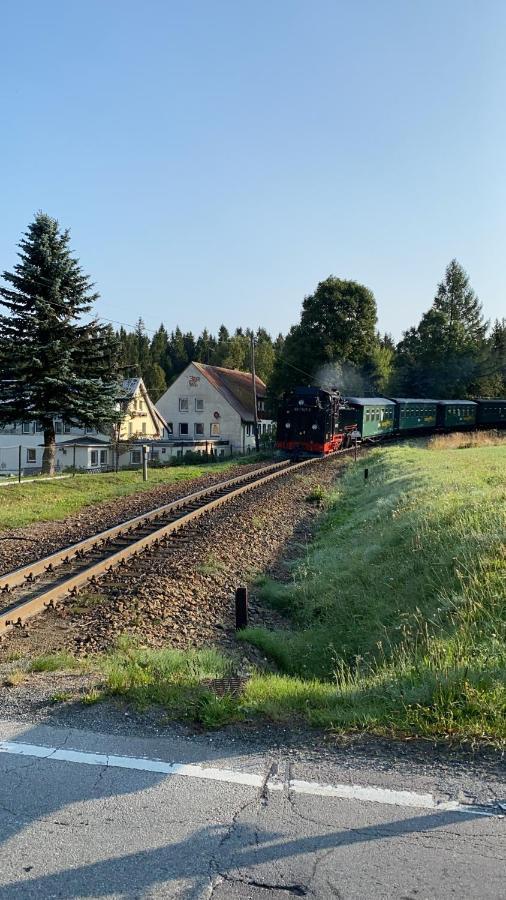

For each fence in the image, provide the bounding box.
[0,437,275,481]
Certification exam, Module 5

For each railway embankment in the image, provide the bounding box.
[241,436,506,745]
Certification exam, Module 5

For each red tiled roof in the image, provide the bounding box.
[193,363,266,422]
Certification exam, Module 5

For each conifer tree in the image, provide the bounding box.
[0,213,120,474]
[394,260,487,397]
[433,259,487,349]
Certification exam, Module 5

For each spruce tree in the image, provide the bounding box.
[393,260,487,398]
[0,213,121,474]
[433,259,487,349]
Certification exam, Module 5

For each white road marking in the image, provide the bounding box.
[0,741,264,788]
[0,739,498,816]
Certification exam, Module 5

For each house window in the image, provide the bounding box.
[195,398,204,412]
[90,450,98,466]
[64,423,72,434]
[100,449,108,465]
[54,421,63,434]
[36,422,43,432]
[194,423,204,435]
[26,448,36,463]
[210,423,220,436]
[141,422,147,434]
[179,423,189,435]
[22,421,31,434]
[131,450,141,464]
[139,400,144,411]
[246,424,251,436]
[179,398,189,411]
[176,450,183,458]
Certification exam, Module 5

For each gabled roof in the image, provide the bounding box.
[120,377,167,433]
[193,362,267,422]
[120,377,142,398]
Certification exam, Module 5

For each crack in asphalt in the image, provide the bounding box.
[217,874,308,895]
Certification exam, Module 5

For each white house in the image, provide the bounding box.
[0,378,167,476]
[155,362,274,454]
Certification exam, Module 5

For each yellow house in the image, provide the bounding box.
[116,378,167,441]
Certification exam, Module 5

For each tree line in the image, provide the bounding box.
[117,322,284,401]
[268,261,505,402]
[122,259,505,405]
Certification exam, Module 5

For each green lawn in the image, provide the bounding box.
[0,460,239,530]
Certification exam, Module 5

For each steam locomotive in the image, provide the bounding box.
[276,386,506,456]
[276,387,358,455]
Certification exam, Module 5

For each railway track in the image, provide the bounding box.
[0,451,352,636]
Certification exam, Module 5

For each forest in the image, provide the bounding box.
[117,259,506,405]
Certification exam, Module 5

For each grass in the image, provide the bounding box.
[27,651,83,672]
[100,636,242,725]
[428,429,506,450]
[196,552,227,576]
[239,441,506,744]
[3,669,27,686]
[0,459,244,531]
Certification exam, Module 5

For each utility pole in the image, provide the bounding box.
[250,334,260,452]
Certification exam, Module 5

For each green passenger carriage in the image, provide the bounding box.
[390,398,438,432]
[346,397,395,438]
[436,400,477,429]
[476,399,506,427]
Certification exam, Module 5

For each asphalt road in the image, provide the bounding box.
[0,718,504,899]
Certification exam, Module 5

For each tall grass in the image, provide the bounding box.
[240,443,506,743]
[428,429,505,450]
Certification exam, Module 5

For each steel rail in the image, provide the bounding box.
[0,453,339,635]
[0,459,290,594]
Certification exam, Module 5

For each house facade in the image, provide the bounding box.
[0,378,167,476]
[155,362,274,454]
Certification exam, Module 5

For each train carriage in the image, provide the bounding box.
[390,398,438,432]
[345,397,395,439]
[475,399,506,428]
[436,400,477,430]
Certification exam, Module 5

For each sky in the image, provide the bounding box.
[1,0,505,342]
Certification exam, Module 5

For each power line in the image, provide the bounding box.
[0,274,163,335]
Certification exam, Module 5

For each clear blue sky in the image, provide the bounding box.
[1,0,505,341]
